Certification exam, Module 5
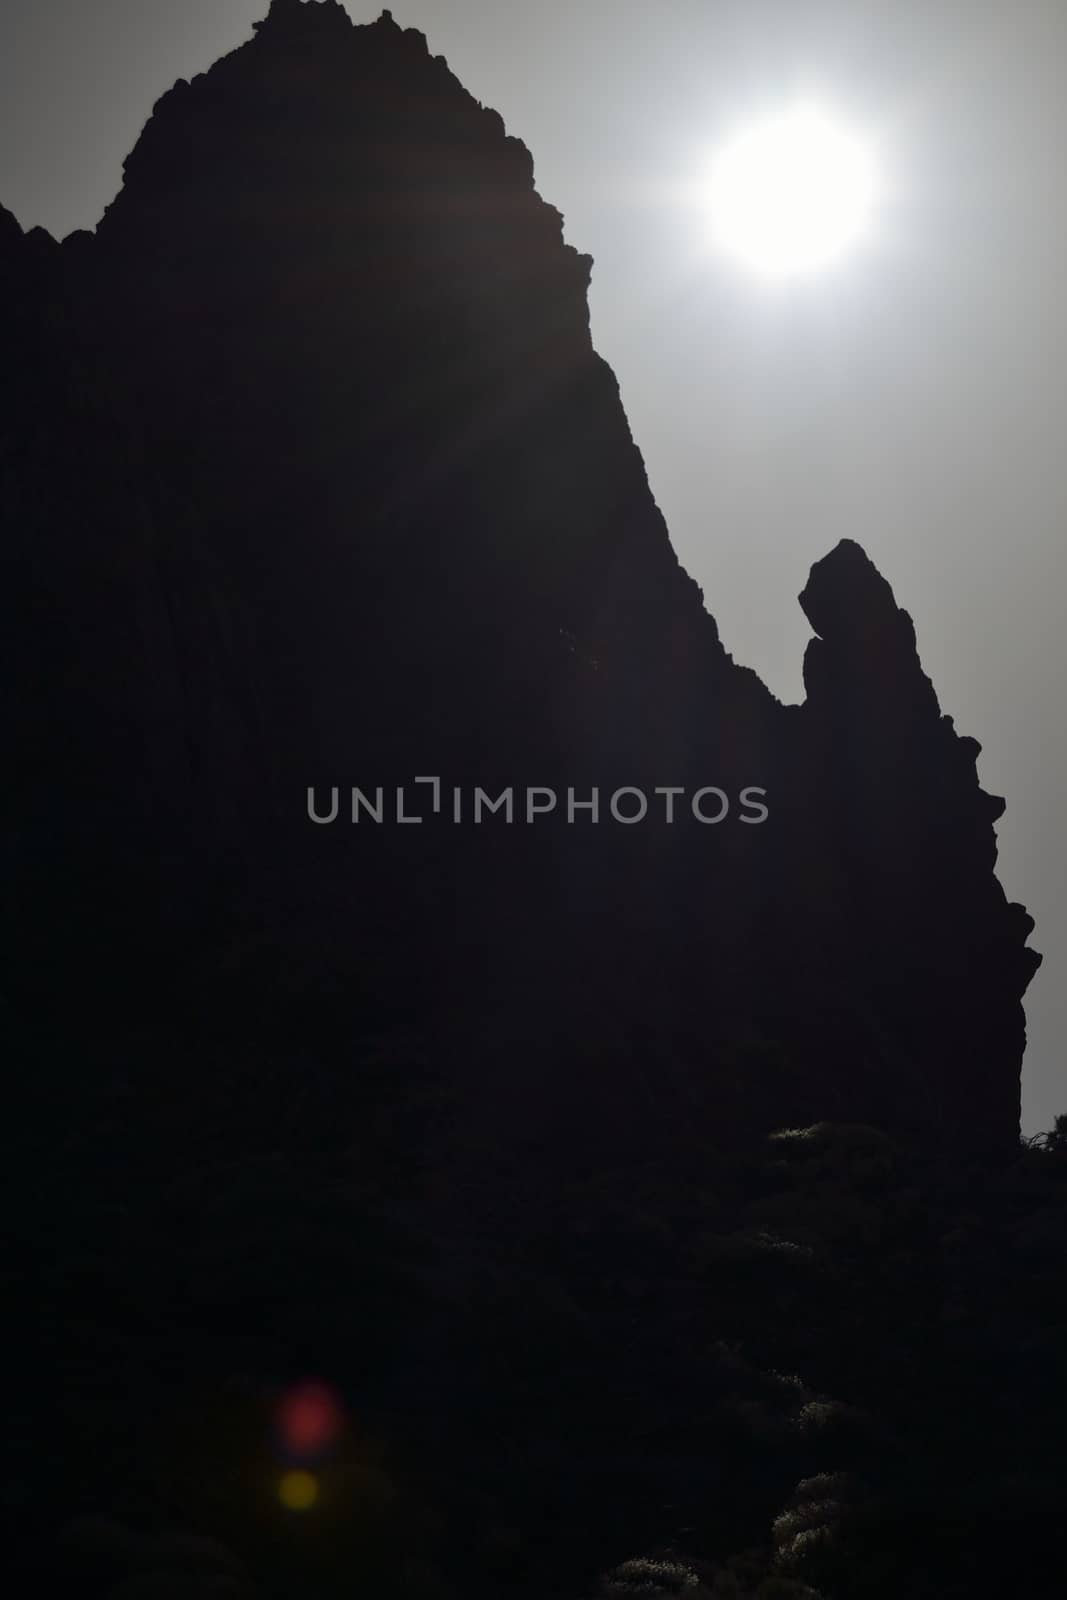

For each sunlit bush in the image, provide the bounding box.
[599,1555,707,1597]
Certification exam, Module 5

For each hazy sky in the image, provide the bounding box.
[3,0,1064,1132]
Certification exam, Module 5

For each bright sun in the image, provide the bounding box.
[706,103,877,278]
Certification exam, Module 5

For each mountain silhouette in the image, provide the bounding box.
[2,0,1039,1170]
[8,6,1066,1597]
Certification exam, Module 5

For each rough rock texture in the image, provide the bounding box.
[1,0,1039,1153]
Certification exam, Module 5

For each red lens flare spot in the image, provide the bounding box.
[277,1379,344,1458]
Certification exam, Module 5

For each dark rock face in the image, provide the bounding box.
[1,1,1038,1152]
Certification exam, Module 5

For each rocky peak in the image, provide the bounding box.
[0,1,1040,1151]
[801,537,911,644]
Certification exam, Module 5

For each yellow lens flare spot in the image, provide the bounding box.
[279,1468,319,1511]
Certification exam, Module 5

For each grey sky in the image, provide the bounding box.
[4,1,1063,1132]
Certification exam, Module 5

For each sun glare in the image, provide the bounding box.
[706,103,877,278]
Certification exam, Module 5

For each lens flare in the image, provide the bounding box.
[276,1379,344,1459]
[279,1468,319,1511]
